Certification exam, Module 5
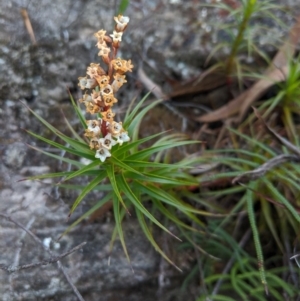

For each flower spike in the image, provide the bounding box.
[78,15,132,162]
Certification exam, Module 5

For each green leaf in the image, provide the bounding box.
[109,156,143,176]
[265,273,295,296]
[135,181,216,217]
[264,179,300,223]
[118,173,180,240]
[118,0,130,14]
[106,164,129,213]
[135,207,182,271]
[62,108,86,143]
[261,198,284,252]
[21,170,75,182]
[112,193,130,263]
[124,170,198,186]
[58,183,113,191]
[122,159,194,169]
[26,144,84,168]
[26,130,94,160]
[62,160,101,182]
[128,99,163,143]
[153,200,199,233]
[59,193,113,239]
[246,185,268,292]
[112,131,168,157]
[54,130,92,154]
[21,101,65,136]
[227,127,277,156]
[68,90,87,129]
[125,140,199,161]
[123,91,153,128]
[69,171,107,214]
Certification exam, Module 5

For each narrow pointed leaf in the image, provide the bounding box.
[62,160,101,182]
[135,208,182,272]
[106,165,129,213]
[112,131,168,157]
[118,173,180,240]
[22,101,65,136]
[26,144,84,168]
[60,193,112,238]
[125,141,199,161]
[112,194,130,263]
[152,199,199,233]
[54,131,92,153]
[122,160,193,169]
[68,90,87,129]
[124,171,198,186]
[26,130,94,160]
[22,170,75,181]
[135,181,216,217]
[62,109,86,143]
[128,98,163,138]
[109,156,143,176]
[69,171,107,214]
[123,92,153,128]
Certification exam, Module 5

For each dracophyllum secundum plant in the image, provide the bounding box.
[24,15,205,269]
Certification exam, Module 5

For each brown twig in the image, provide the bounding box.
[232,107,300,184]
[234,183,300,213]
[0,212,86,301]
[253,107,300,156]
[232,154,300,184]
[0,242,86,272]
[138,67,168,100]
[20,8,37,45]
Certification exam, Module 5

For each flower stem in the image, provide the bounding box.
[226,0,257,76]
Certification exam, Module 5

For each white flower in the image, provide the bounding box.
[78,77,97,89]
[85,78,97,89]
[95,147,111,162]
[114,15,130,31]
[110,121,123,135]
[100,84,113,96]
[112,74,127,92]
[82,93,93,102]
[78,77,87,90]
[86,120,100,135]
[115,131,130,145]
[98,133,117,150]
[110,30,123,43]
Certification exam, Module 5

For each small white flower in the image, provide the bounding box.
[114,15,130,31]
[112,74,127,93]
[78,77,87,89]
[101,84,113,96]
[83,93,93,102]
[110,121,123,135]
[87,120,100,135]
[85,78,97,89]
[115,131,130,145]
[110,31,123,43]
[95,147,111,162]
[98,133,117,150]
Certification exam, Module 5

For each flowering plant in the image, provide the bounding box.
[24,15,203,269]
[78,15,132,162]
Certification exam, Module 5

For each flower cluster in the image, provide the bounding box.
[78,15,133,162]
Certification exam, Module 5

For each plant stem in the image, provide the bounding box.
[226,0,257,75]
[246,184,268,294]
[283,104,297,144]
